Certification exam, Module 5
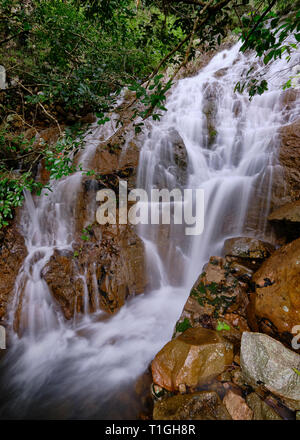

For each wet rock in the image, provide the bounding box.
[214,67,228,78]
[246,393,282,420]
[280,118,300,200]
[153,391,231,420]
[42,225,146,318]
[224,236,275,260]
[268,200,300,242]
[0,222,27,321]
[174,257,249,339]
[169,129,188,185]
[240,332,300,410]
[151,128,188,188]
[252,237,300,338]
[202,82,219,148]
[223,389,253,420]
[151,327,233,392]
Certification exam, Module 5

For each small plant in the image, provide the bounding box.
[175,318,192,333]
[81,229,90,241]
[216,321,231,331]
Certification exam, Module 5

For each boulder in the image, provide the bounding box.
[151,327,233,391]
[223,389,253,420]
[268,200,300,242]
[240,332,300,410]
[223,237,275,260]
[153,391,231,420]
[252,237,300,338]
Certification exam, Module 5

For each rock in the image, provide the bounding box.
[246,393,282,420]
[223,237,275,260]
[150,128,188,189]
[80,113,96,125]
[151,384,167,401]
[153,391,231,420]
[223,313,250,333]
[280,118,300,200]
[231,367,248,389]
[269,199,300,223]
[202,81,220,148]
[151,327,233,391]
[223,389,253,420]
[268,200,300,242]
[252,237,300,338]
[240,332,300,409]
[296,410,300,420]
[174,256,249,339]
[0,222,27,321]
[42,224,146,318]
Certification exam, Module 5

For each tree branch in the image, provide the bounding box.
[242,0,278,48]
[0,30,27,46]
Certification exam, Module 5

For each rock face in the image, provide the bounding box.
[153,391,231,420]
[268,200,300,242]
[0,222,27,321]
[223,389,253,420]
[240,332,300,409]
[252,237,300,338]
[223,237,275,260]
[279,118,300,201]
[151,327,233,392]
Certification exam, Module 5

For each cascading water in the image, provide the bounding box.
[0,43,299,419]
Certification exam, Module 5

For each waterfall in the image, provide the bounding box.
[0,43,299,419]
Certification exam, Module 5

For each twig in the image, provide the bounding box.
[16,81,62,135]
[0,31,27,46]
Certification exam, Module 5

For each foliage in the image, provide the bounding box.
[216,320,231,331]
[1,0,300,228]
[0,124,85,228]
[234,0,300,98]
[175,317,192,333]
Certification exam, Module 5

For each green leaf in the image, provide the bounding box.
[175,318,192,333]
[293,368,300,376]
[216,321,231,331]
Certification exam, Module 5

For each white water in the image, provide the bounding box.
[0,43,299,419]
